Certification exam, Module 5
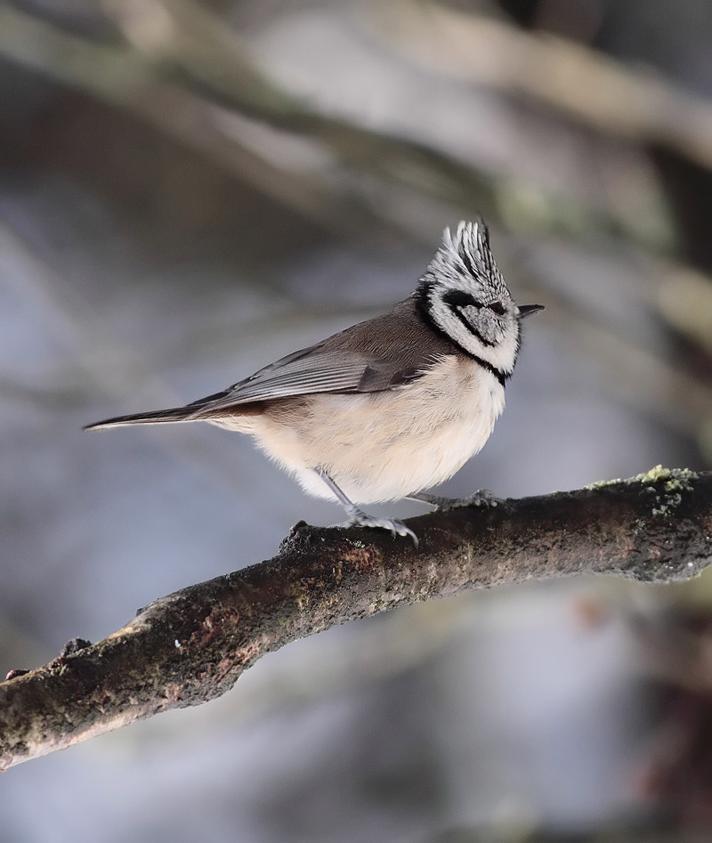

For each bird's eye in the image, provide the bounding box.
[489,302,505,316]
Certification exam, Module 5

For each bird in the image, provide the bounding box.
[85,220,543,545]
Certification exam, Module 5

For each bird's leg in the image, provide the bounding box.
[315,469,418,546]
[407,489,503,511]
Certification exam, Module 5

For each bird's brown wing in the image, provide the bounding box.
[190,300,454,416]
[84,301,457,430]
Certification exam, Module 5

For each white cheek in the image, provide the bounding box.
[430,303,518,373]
[485,330,519,372]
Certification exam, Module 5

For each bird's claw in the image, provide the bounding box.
[466,489,502,508]
[343,512,419,547]
[410,489,502,511]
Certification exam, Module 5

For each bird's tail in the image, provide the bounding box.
[83,406,199,431]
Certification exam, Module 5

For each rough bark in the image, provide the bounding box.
[1,468,710,772]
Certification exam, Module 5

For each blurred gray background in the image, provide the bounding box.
[2,1,712,841]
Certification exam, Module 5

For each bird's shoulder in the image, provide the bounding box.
[322,298,456,357]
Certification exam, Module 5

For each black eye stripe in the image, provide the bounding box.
[443,290,506,317]
[442,290,479,309]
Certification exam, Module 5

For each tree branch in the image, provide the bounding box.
[1,468,710,772]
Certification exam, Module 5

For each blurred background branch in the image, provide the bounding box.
[377,1,712,170]
[0,1,683,245]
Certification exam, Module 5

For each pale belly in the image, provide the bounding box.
[244,357,505,504]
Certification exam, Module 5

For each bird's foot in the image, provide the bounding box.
[341,509,419,547]
[409,489,503,512]
[464,488,503,509]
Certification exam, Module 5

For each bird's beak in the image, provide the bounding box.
[518,304,545,319]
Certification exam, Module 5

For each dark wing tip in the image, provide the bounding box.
[81,406,196,430]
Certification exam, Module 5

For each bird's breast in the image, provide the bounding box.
[254,355,505,504]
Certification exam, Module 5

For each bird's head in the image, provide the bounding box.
[416,220,543,379]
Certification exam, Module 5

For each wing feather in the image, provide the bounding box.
[190,348,390,415]
[85,300,461,429]
[187,300,457,418]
